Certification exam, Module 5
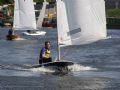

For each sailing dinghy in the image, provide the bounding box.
[22,0,47,36]
[6,0,38,40]
[33,0,106,68]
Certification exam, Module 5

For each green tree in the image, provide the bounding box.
[0,0,4,5]
[0,0,14,5]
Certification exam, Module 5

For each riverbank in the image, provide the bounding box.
[107,17,120,29]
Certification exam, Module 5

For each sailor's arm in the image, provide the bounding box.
[42,52,49,58]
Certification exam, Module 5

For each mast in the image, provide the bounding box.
[56,0,61,61]
[57,36,61,61]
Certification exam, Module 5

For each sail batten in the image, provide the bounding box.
[13,0,36,30]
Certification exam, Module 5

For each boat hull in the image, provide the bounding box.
[6,34,25,41]
[32,61,74,68]
[6,35,20,40]
[22,31,46,36]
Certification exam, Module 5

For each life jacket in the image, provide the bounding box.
[45,49,51,58]
[40,47,51,59]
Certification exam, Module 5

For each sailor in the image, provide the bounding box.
[39,41,52,64]
[8,25,14,36]
[27,30,31,33]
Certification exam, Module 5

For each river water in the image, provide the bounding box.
[0,28,120,90]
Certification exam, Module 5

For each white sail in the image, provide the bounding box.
[37,0,48,29]
[56,0,71,45]
[13,0,36,30]
[57,0,106,45]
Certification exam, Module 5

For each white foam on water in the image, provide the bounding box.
[106,36,111,39]
[0,64,97,74]
[67,64,97,72]
[30,64,97,73]
[13,37,26,41]
[30,67,55,73]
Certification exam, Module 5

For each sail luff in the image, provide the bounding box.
[56,0,71,60]
[57,0,71,45]
[37,0,48,29]
[13,0,19,30]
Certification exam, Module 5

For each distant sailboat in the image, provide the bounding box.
[23,0,47,36]
[6,0,37,40]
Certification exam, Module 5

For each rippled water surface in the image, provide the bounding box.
[0,28,120,90]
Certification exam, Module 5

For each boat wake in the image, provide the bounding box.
[0,64,29,71]
[106,36,112,39]
[30,67,55,73]
[13,37,26,41]
[29,63,97,73]
[0,63,97,76]
[67,64,97,72]
[0,64,55,73]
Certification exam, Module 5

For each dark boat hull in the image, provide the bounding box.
[6,35,20,40]
[32,61,74,68]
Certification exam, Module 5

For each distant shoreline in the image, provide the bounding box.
[107,17,120,29]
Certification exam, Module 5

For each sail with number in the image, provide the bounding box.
[13,0,36,30]
[57,0,106,46]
